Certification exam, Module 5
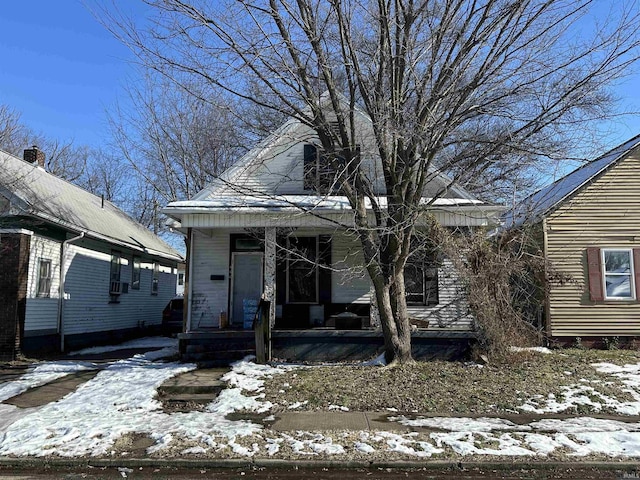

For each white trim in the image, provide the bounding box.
[0,228,34,235]
[230,252,264,325]
[601,248,636,301]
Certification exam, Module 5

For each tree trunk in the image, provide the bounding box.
[370,272,413,365]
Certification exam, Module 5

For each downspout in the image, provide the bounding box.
[58,231,85,352]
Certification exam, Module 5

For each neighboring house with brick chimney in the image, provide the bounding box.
[0,147,184,361]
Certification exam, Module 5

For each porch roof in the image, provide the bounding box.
[164,194,500,215]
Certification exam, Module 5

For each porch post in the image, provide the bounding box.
[264,227,277,328]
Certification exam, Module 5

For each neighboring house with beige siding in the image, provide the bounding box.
[505,134,640,344]
[0,147,183,361]
[164,97,501,360]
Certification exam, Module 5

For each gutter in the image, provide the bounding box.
[58,231,85,352]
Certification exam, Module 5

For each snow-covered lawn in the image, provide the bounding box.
[2,340,640,459]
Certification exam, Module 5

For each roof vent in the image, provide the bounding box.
[23,146,46,168]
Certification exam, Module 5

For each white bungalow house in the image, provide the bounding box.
[164,103,502,362]
[0,147,183,360]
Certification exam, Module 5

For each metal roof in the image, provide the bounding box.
[503,134,640,228]
[0,149,183,262]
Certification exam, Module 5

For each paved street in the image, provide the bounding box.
[0,465,637,480]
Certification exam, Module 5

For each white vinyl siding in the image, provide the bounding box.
[215,116,385,197]
[331,232,371,304]
[331,232,472,329]
[24,234,61,334]
[406,258,474,329]
[60,243,175,335]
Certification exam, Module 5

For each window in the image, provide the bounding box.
[178,272,185,286]
[36,259,52,297]
[303,144,359,193]
[151,262,159,295]
[109,252,122,295]
[110,252,121,283]
[131,256,141,290]
[287,237,318,303]
[404,258,439,306]
[603,249,635,300]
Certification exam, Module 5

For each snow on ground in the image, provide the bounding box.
[517,362,640,415]
[509,346,553,354]
[4,341,640,459]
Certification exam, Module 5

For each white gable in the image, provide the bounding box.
[197,109,386,198]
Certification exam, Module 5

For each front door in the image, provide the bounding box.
[231,253,263,327]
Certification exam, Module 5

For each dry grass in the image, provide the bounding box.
[262,349,640,414]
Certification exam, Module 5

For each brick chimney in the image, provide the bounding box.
[23,146,45,168]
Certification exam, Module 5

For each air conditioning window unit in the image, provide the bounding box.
[110,281,122,295]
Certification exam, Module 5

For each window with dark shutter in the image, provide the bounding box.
[151,262,159,295]
[602,249,634,300]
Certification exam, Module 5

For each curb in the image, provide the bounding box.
[0,457,639,472]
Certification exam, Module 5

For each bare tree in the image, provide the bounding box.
[0,103,92,183]
[107,74,248,216]
[103,0,640,364]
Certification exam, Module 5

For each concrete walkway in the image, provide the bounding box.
[3,370,100,408]
[270,411,411,432]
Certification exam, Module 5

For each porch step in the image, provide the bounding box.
[157,381,225,395]
[157,368,229,412]
[163,393,217,404]
[178,331,257,366]
[185,343,255,354]
[182,349,255,366]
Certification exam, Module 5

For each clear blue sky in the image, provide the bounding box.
[0,1,638,152]
[0,0,145,147]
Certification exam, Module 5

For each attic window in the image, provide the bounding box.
[303,144,333,193]
[303,144,359,194]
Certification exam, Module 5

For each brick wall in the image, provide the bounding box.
[0,233,31,361]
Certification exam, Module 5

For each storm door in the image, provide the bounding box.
[230,252,263,328]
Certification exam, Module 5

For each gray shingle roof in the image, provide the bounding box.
[0,149,183,262]
[503,134,640,228]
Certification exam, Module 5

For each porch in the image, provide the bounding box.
[178,327,476,365]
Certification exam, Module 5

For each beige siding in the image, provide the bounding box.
[546,152,640,336]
